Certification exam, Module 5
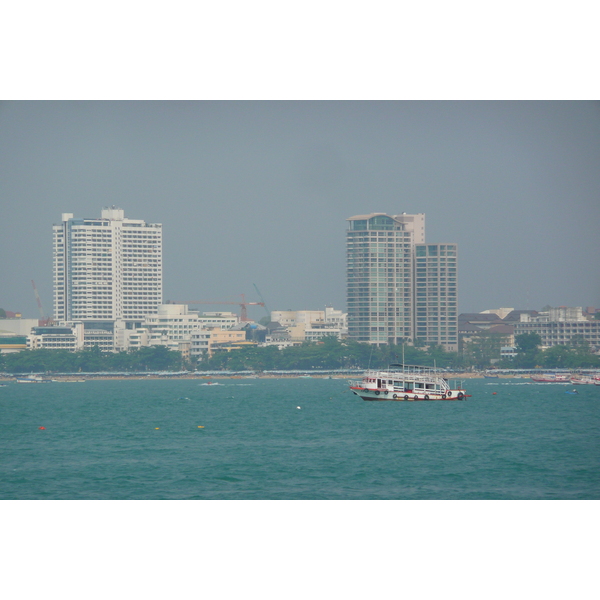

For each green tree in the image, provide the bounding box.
[513,332,543,368]
[463,332,507,368]
[516,332,542,353]
[539,345,572,369]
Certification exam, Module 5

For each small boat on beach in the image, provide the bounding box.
[349,364,469,401]
[15,376,53,384]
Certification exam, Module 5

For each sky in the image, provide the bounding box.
[1,100,599,320]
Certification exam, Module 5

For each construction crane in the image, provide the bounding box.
[253,284,271,319]
[31,280,52,326]
[168,294,265,322]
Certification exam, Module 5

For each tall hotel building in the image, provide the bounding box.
[53,207,162,332]
[346,213,458,351]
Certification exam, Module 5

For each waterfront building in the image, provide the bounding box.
[270,310,328,329]
[414,243,458,349]
[141,304,201,350]
[0,318,40,337]
[513,308,600,351]
[346,213,457,351]
[1,317,40,353]
[304,323,346,342]
[196,312,239,330]
[115,306,241,353]
[459,307,600,359]
[53,207,163,339]
[27,324,84,352]
[0,334,28,354]
[269,307,348,342]
[117,327,151,351]
[190,327,247,358]
[325,306,347,332]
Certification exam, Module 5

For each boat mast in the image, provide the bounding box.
[402,343,405,376]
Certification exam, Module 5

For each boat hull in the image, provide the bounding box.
[350,387,467,401]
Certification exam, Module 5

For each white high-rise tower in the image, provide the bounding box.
[53,207,163,330]
[346,213,458,351]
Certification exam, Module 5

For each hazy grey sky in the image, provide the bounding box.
[1,101,599,320]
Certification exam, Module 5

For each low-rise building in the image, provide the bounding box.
[263,337,304,350]
[196,312,239,330]
[0,318,40,336]
[268,307,347,342]
[127,306,241,353]
[514,314,600,351]
[190,327,247,357]
[117,327,151,351]
[83,328,115,352]
[27,324,84,351]
[0,334,28,354]
[462,306,600,356]
[270,310,325,328]
[501,346,518,360]
[142,304,202,347]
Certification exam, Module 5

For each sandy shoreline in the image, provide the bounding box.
[1,372,510,382]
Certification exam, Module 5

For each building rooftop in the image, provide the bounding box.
[458,313,505,323]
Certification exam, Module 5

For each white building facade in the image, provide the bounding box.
[53,207,163,331]
[27,324,84,351]
[142,304,200,343]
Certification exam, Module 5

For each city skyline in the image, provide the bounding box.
[1,101,599,320]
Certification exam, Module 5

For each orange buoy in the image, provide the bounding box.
[38,426,46,430]
[197,426,204,428]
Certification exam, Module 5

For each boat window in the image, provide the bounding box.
[415,382,424,389]
[426,383,434,390]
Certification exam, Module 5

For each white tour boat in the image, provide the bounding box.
[349,364,469,401]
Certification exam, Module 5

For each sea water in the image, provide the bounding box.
[1,377,599,499]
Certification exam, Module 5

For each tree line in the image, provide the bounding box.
[503,332,600,369]
[0,345,184,373]
[1,334,598,373]
[198,336,459,371]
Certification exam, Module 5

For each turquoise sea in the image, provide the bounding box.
[1,377,599,500]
